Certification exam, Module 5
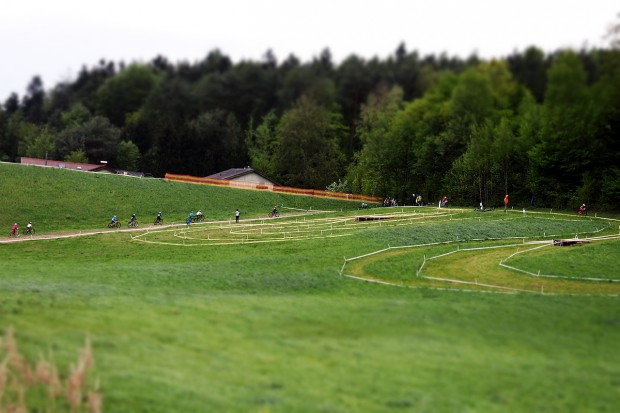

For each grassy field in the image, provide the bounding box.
[1,163,619,412]
[0,162,364,232]
[505,239,620,280]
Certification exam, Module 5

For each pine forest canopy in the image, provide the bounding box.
[1,43,619,210]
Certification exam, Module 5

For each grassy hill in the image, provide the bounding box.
[1,163,619,413]
[0,162,366,232]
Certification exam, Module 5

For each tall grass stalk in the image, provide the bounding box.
[0,327,101,413]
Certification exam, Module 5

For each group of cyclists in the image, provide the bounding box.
[109,213,151,228]
[8,222,34,237]
[109,206,281,229]
[5,197,594,237]
[109,209,205,229]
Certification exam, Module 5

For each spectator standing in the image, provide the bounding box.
[235,208,240,223]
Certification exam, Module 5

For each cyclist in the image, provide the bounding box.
[25,222,34,234]
[155,211,163,223]
[196,210,203,217]
[10,223,18,236]
[110,215,118,225]
[271,206,278,217]
[578,204,587,215]
[130,214,137,223]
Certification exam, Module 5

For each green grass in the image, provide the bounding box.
[1,163,620,412]
[505,239,620,280]
[0,163,368,232]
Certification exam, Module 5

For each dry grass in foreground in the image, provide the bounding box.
[0,327,102,413]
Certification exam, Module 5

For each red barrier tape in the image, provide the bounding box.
[164,173,381,203]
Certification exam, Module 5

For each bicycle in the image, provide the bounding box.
[128,219,139,228]
[153,218,163,225]
[268,211,280,218]
[24,227,35,235]
[108,221,121,228]
[8,229,19,238]
[192,215,205,222]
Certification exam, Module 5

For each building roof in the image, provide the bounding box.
[207,167,278,184]
[21,157,115,171]
[20,157,144,176]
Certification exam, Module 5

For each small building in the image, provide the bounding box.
[20,157,117,173]
[20,157,145,177]
[207,167,278,185]
[116,169,146,178]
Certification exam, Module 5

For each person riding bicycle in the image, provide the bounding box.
[25,222,33,234]
[10,223,18,236]
[578,204,587,215]
[272,206,278,216]
[155,211,163,223]
[111,215,118,225]
[196,210,203,217]
[130,214,137,223]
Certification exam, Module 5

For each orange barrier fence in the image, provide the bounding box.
[164,173,381,203]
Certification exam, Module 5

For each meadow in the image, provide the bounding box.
[1,163,619,413]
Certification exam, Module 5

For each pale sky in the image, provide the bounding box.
[1,0,618,101]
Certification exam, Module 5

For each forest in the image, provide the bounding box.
[1,41,619,209]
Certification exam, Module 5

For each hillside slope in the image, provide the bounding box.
[0,163,366,232]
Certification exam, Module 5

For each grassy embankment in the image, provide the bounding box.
[0,162,364,232]
[1,162,619,413]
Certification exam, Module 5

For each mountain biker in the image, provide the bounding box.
[155,212,163,223]
[26,222,33,234]
[111,215,118,224]
[130,214,137,222]
[196,210,203,217]
[10,223,18,236]
[272,206,278,216]
[578,204,587,215]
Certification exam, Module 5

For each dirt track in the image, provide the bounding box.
[0,210,322,244]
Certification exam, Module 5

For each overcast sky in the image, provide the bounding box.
[1,0,618,101]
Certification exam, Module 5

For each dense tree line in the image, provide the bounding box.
[1,42,619,209]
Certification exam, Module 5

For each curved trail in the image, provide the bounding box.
[0,210,327,244]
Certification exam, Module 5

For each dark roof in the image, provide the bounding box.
[20,157,146,176]
[207,167,278,184]
[21,157,107,171]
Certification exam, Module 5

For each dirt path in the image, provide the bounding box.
[0,211,327,244]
